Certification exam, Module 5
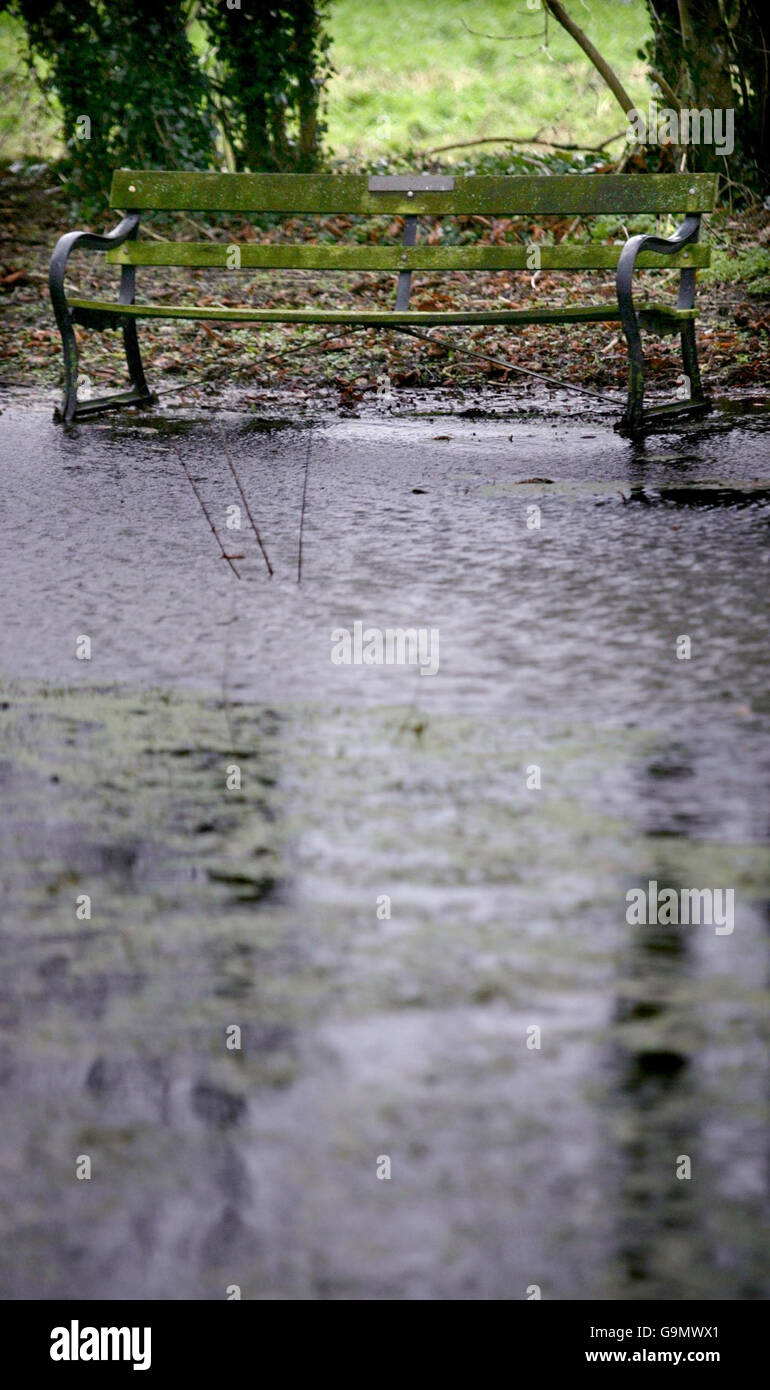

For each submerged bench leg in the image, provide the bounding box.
[616,321,712,437]
[617,322,711,437]
[621,347,645,435]
[616,299,646,435]
[647,262,711,426]
[680,319,706,407]
[55,311,81,425]
[53,319,156,424]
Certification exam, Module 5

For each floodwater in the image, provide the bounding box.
[0,388,768,1300]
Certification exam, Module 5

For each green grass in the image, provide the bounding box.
[324,0,652,160]
[1,1,652,166]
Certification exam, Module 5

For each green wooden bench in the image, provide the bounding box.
[49,170,717,434]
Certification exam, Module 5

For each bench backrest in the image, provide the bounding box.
[111,170,717,215]
[106,171,716,272]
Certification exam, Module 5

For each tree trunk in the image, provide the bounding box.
[645,0,766,179]
[293,0,323,166]
[677,0,734,110]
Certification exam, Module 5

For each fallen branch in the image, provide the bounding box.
[258,332,367,370]
[386,325,613,404]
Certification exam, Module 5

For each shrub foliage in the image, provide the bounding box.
[3,0,332,209]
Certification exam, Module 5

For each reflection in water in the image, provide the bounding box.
[613,894,698,1296]
[625,485,770,508]
[610,744,768,1298]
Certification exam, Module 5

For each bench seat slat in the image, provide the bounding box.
[110,171,718,216]
[105,242,711,271]
[68,298,698,326]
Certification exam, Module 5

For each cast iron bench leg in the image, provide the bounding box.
[54,313,155,425]
[57,309,81,425]
[678,267,706,407]
[123,321,152,401]
[621,314,645,435]
[119,254,153,407]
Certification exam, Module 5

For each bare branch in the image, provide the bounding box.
[419,131,626,156]
[459,17,543,42]
[649,68,682,111]
[543,0,636,116]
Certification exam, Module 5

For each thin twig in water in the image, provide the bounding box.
[170,439,242,578]
[221,436,274,576]
[297,429,312,584]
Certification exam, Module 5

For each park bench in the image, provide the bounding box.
[50,170,717,434]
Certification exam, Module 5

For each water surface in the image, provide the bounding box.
[0,392,768,1298]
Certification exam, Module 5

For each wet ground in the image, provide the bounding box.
[0,386,769,1300]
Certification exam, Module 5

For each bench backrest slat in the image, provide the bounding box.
[110,171,718,216]
[105,242,711,271]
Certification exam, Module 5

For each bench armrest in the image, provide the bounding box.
[49,214,141,328]
[616,212,701,328]
[616,213,702,432]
